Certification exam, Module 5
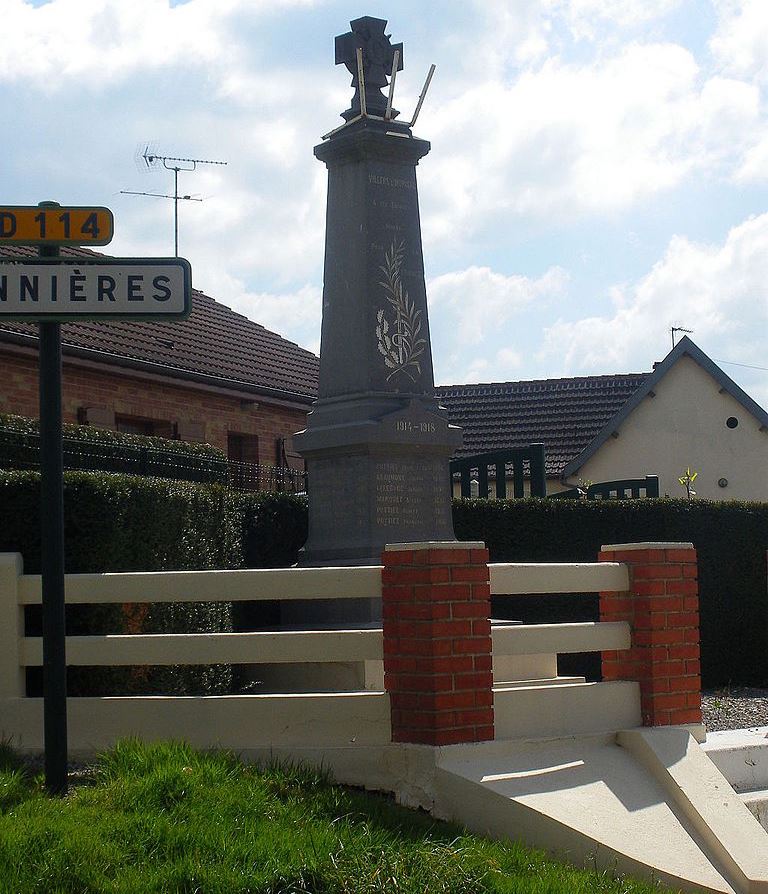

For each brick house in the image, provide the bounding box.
[0,247,319,479]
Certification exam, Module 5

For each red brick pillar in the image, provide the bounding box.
[599,542,701,727]
[382,542,494,745]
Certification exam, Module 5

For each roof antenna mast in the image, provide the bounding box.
[671,326,693,349]
[122,145,227,256]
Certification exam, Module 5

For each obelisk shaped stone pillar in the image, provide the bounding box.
[294,17,461,570]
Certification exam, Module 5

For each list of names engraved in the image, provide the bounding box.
[374,458,450,530]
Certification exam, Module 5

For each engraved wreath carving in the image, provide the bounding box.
[375,241,426,382]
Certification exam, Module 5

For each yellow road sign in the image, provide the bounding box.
[0,206,113,246]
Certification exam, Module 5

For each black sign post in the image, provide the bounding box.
[0,199,191,796]
[37,210,68,794]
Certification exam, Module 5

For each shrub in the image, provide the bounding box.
[0,470,242,696]
[241,490,308,569]
[453,497,768,687]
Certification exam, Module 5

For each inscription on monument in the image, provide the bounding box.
[368,174,415,190]
[374,457,450,530]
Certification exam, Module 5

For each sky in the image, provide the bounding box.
[2,0,768,405]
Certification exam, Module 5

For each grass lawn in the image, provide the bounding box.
[0,739,678,894]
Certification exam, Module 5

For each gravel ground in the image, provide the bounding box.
[701,687,768,732]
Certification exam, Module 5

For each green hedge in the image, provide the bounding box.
[0,470,310,697]
[0,413,228,484]
[453,497,768,688]
[0,470,242,697]
[4,466,765,691]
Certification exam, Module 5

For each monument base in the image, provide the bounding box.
[295,396,461,569]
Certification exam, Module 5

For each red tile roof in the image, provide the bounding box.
[435,374,649,477]
[0,246,319,404]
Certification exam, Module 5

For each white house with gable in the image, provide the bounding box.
[562,336,768,500]
[437,337,768,501]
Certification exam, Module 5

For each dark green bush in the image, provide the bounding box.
[0,470,242,696]
[0,413,228,483]
[241,490,308,568]
[453,497,768,688]
[3,464,764,692]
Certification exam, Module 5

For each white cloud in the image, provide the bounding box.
[430,265,567,383]
[470,0,553,71]
[710,0,768,83]
[429,265,567,346]
[0,0,224,86]
[734,131,768,183]
[553,0,684,39]
[0,0,320,89]
[495,346,524,371]
[420,41,760,246]
[540,213,768,382]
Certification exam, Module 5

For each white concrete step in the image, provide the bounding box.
[702,727,768,832]
[494,675,586,689]
[434,728,768,894]
[702,727,768,791]
[742,789,768,830]
[493,680,641,740]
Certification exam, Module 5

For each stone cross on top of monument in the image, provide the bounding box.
[335,16,404,122]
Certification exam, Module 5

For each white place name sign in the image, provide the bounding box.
[0,258,191,320]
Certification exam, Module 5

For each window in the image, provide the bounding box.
[227,433,259,465]
[228,433,260,490]
[115,415,174,439]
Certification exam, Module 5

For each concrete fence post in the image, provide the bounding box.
[381,541,494,745]
[0,553,26,699]
[599,542,701,727]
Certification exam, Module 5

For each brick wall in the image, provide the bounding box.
[599,542,702,727]
[382,542,494,745]
[0,347,309,459]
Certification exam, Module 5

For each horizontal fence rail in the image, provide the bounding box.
[489,562,629,595]
[0,426,227,484]
[20,623,629,669]
[17,565,383,605]
[22,629,383,667]
[491,622,630,656]
[227,460,307,494]
[17,562,626,604]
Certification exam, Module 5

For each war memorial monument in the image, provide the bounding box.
[295,16,461,570]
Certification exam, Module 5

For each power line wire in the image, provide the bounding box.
[713,358,768,373]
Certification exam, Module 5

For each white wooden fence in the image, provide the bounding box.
[0,553,639,753]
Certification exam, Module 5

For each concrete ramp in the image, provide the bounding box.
[434,729,768,894]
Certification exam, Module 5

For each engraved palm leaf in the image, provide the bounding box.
[375,241,426,382]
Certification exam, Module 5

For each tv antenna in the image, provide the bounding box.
[671,326,693,348]
[121,145,227,255]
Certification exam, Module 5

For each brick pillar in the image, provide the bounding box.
[382,542,494,745]
[599,542,701,727]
